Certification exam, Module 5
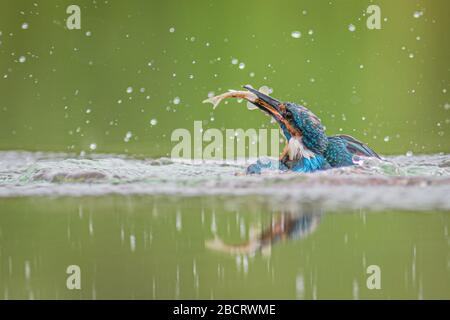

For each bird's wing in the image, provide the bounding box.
[331,134,381,159]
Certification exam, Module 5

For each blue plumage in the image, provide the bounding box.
[325,135,380,167]
[291,155,328,173]
[287,103,328,155]
[246,158,288,174]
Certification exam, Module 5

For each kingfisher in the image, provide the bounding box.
[206,211,321,256]
[204,85,380,174]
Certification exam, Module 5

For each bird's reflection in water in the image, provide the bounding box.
[206,211,321,256]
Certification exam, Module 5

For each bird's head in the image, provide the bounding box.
[243,85,328,157]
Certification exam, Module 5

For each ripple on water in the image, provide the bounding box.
[0,151,449,211]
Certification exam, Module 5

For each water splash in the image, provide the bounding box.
[0,151,449,210]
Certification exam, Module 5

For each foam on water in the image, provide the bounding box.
[0,151,449,211]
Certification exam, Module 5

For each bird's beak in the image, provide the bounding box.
[243,85,296,135]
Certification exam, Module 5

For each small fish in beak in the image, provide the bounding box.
[203,84,294,135]
[203,85,273,111]
[202,89,258,110]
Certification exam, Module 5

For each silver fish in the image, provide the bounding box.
[203,85,273,110]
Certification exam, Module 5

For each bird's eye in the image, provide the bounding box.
[285,110,293,121]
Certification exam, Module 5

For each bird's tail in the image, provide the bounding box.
[331,134,381,159]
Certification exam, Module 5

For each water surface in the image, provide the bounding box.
[0,196,449,299]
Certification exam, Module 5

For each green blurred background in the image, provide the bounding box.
[1,1,449,300]
[0,0,449,156]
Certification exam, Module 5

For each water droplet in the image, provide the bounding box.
[130,235,136,252]
[348,24,356,32]
[409,53,414,59]
[243,256,249,273]
[176,213,182,231]
[413,11,423,18]
[291,31,301,38]
[384,136,390,142]
[238,62,245,70]
[231,58,238,65]
[359,64,364,69]
[249,72,255,77]
[18,56,26,63]
[85,31,92,37]
[124,131,132,142]
[169,27,175,33]
[21,22,29,30]
[25,261,31,280]
[89,143,97,150]
[126,86,133,93]
[173,97,180,105]
[406,151,413,157]
[150,118,158,126]
[86,108,91,114]
[259,85,273,95]
[308,29,314,35]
